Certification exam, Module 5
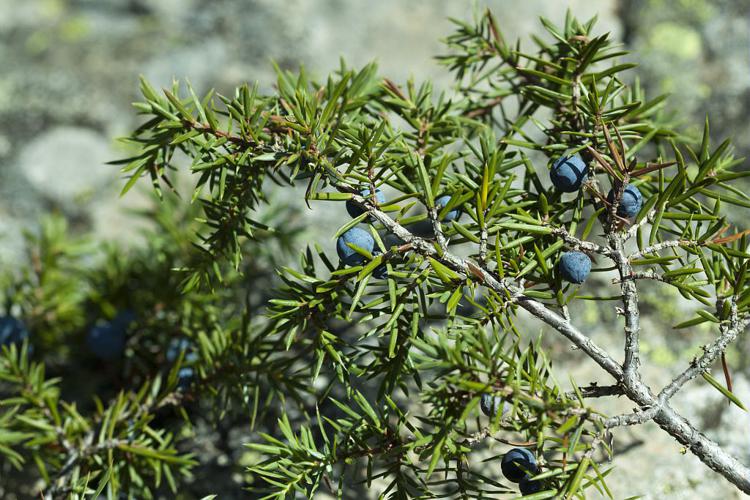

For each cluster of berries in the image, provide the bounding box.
[336,188,460,271]
[1,311,135,360]
[88,311,196,389]
[480,393,542,495]
[3,308,195,390]
[1,311,137,360]
[550,153,643,284]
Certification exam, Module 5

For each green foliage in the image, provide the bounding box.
[3,7,750,499]
[1,344,195,496]
[0,194,302,497]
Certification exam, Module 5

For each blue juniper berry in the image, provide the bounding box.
[519,474,542,495]
[336,227,375,266]
[558,251,592,284]
[550,153,588,192]
[501,448,538,483]
[0,316,30,349]
[87,310,135,360]
[176,367,195,390]
[480,393,508,418]
[607,184,643,218]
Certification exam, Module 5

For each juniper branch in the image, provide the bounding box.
[604,407,659,428]
[612,271,673,284]
[609,235,642,382]
[550,227,612,257]
[630,239,702,260]
[350,192,750,493]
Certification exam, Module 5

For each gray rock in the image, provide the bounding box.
[0,209,27,264]
[18,127,113,204]
[142,38,230,91]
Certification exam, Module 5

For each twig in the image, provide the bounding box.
[609,236,641,383]
[44,437,123,499]
[479,225,488,265]
[657,299,748,403]
[625,208,656,239]
[604,406,659,428]
[347,191,625,380]
[612,271,672,284]
[428,206,449,252]
[630,239,701,261]
[550,227,612,257]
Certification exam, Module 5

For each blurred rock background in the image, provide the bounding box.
[0,0,748,498]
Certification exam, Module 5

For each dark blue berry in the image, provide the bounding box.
[336,227,375,266]
[407,219,435,238]
[607,184,643,218]
[559,251,592,284]
[87,311,134,360]
[176,367,195,390]
[550,154,588,192]
[0,316,30,348]
[480,393,507,418]
[382,232,403,250]
[519,474,542,495]
[87,323,126,360]
[501,448,538,483]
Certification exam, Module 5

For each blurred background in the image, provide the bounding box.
[1,0,749,498]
